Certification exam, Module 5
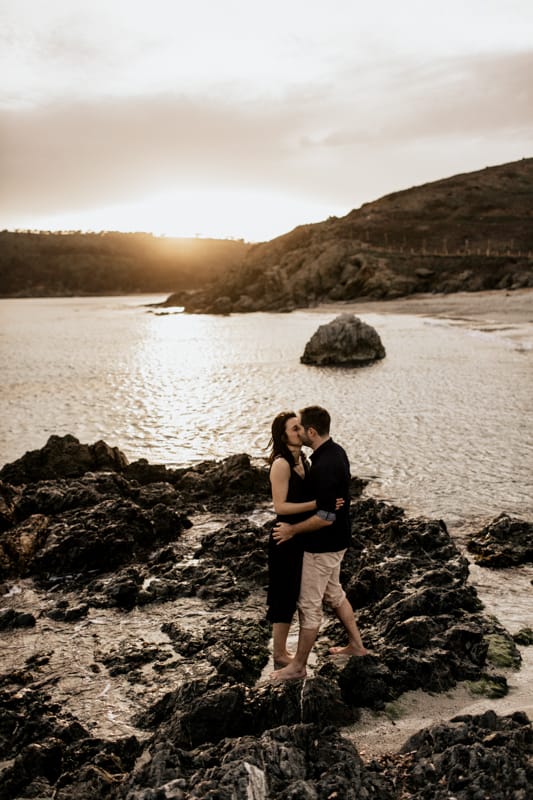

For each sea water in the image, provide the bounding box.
[1,295,532,526]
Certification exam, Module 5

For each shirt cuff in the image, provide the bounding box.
[317,509,336,522]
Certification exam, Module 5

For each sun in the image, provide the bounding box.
[14,187,345,243]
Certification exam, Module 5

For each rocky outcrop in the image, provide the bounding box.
[392,709,533,799]
[1,439,532,799]
[0,685,141,800]
[467,512,533,567]
[1,683,530,800]
[165,158,533,314]
[0,437,270,512]
[301,312,386,366]
[0,434,128,486]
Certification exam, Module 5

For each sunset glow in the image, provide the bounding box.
[1,0,532,241]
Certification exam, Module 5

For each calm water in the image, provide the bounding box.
[1,295,532,525]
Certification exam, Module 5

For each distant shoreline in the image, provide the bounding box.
[2,287,532,327]
[314,287,533,326]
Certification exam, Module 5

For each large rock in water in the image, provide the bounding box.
[301,312,386,366]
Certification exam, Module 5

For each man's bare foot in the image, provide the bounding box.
[270,663,307,682]
[329,644,370,657]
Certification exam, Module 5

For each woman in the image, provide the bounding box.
[266,410,318,667]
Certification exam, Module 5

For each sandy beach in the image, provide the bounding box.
[315,288,533,353]
[316,287,533,324]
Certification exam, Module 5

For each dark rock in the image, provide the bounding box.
[0,434,128,485]
[300,312,386,366]
[0,608,36,629]
[105,568,144,610]
[102,640,175,679]
[514,627,533,646]
[1,441,270,518]
[123,722,391,800]
[467,512,533,567]
[0,497,190,582]
[163,617,270,685]
[388,614,443,649]
[0,513,51,578]
[195,518,269,588]
[13,471,134,521]
[138,675,358,750]
[0,683,140,800]
[125,452,270,513]
[122,458,177,486]
[47,602,89,622]
[175,453,270,511]
[336,655,395,709]
[1,442,531,800]
[395,710,533,800]
[441,622,488,667]
[211,295,232,314]
[0,481,19,531]
[322,501,508,701]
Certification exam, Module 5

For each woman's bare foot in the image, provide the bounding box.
[273,652,294,668]
[329,644,369,657]
[270,663,307,682]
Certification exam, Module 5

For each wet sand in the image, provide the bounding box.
[315,288,533,351]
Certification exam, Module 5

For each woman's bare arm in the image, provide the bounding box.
[270,458,317,516]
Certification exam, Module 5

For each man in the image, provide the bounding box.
[271,405,368,681]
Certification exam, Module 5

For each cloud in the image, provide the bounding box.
[1,47,531,228]
[321,49,533,146]
[0,95,293,213]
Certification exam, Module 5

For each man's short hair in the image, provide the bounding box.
[299,405,331,436]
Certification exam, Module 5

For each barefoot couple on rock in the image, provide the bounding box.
[267,405,368,681]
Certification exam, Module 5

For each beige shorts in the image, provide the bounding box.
[297,549,347,629]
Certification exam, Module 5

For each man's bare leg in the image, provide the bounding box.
[329,598,369,656]
[272,622,293,666]
[271,626,319,680]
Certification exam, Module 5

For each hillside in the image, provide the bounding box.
[0,231,249,297]
[166,157,533,313]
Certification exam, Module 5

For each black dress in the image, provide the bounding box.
[266,456,314,623]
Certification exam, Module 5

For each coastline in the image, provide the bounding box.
[2,290,533,780]
[314,287,533,325]
[1,439,532,793]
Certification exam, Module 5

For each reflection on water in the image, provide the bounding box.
[1,296,532,524]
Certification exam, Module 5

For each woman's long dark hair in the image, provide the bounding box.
[268,411,299,466]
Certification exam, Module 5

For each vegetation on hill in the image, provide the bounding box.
[163,157,533,313]
[2,158,532,305]
[0,231,249,297]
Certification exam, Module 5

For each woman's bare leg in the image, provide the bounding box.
[272,622,293,666]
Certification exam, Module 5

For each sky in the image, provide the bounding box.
[1,0,532,242]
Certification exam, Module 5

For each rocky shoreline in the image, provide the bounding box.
[1,436,532,799]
